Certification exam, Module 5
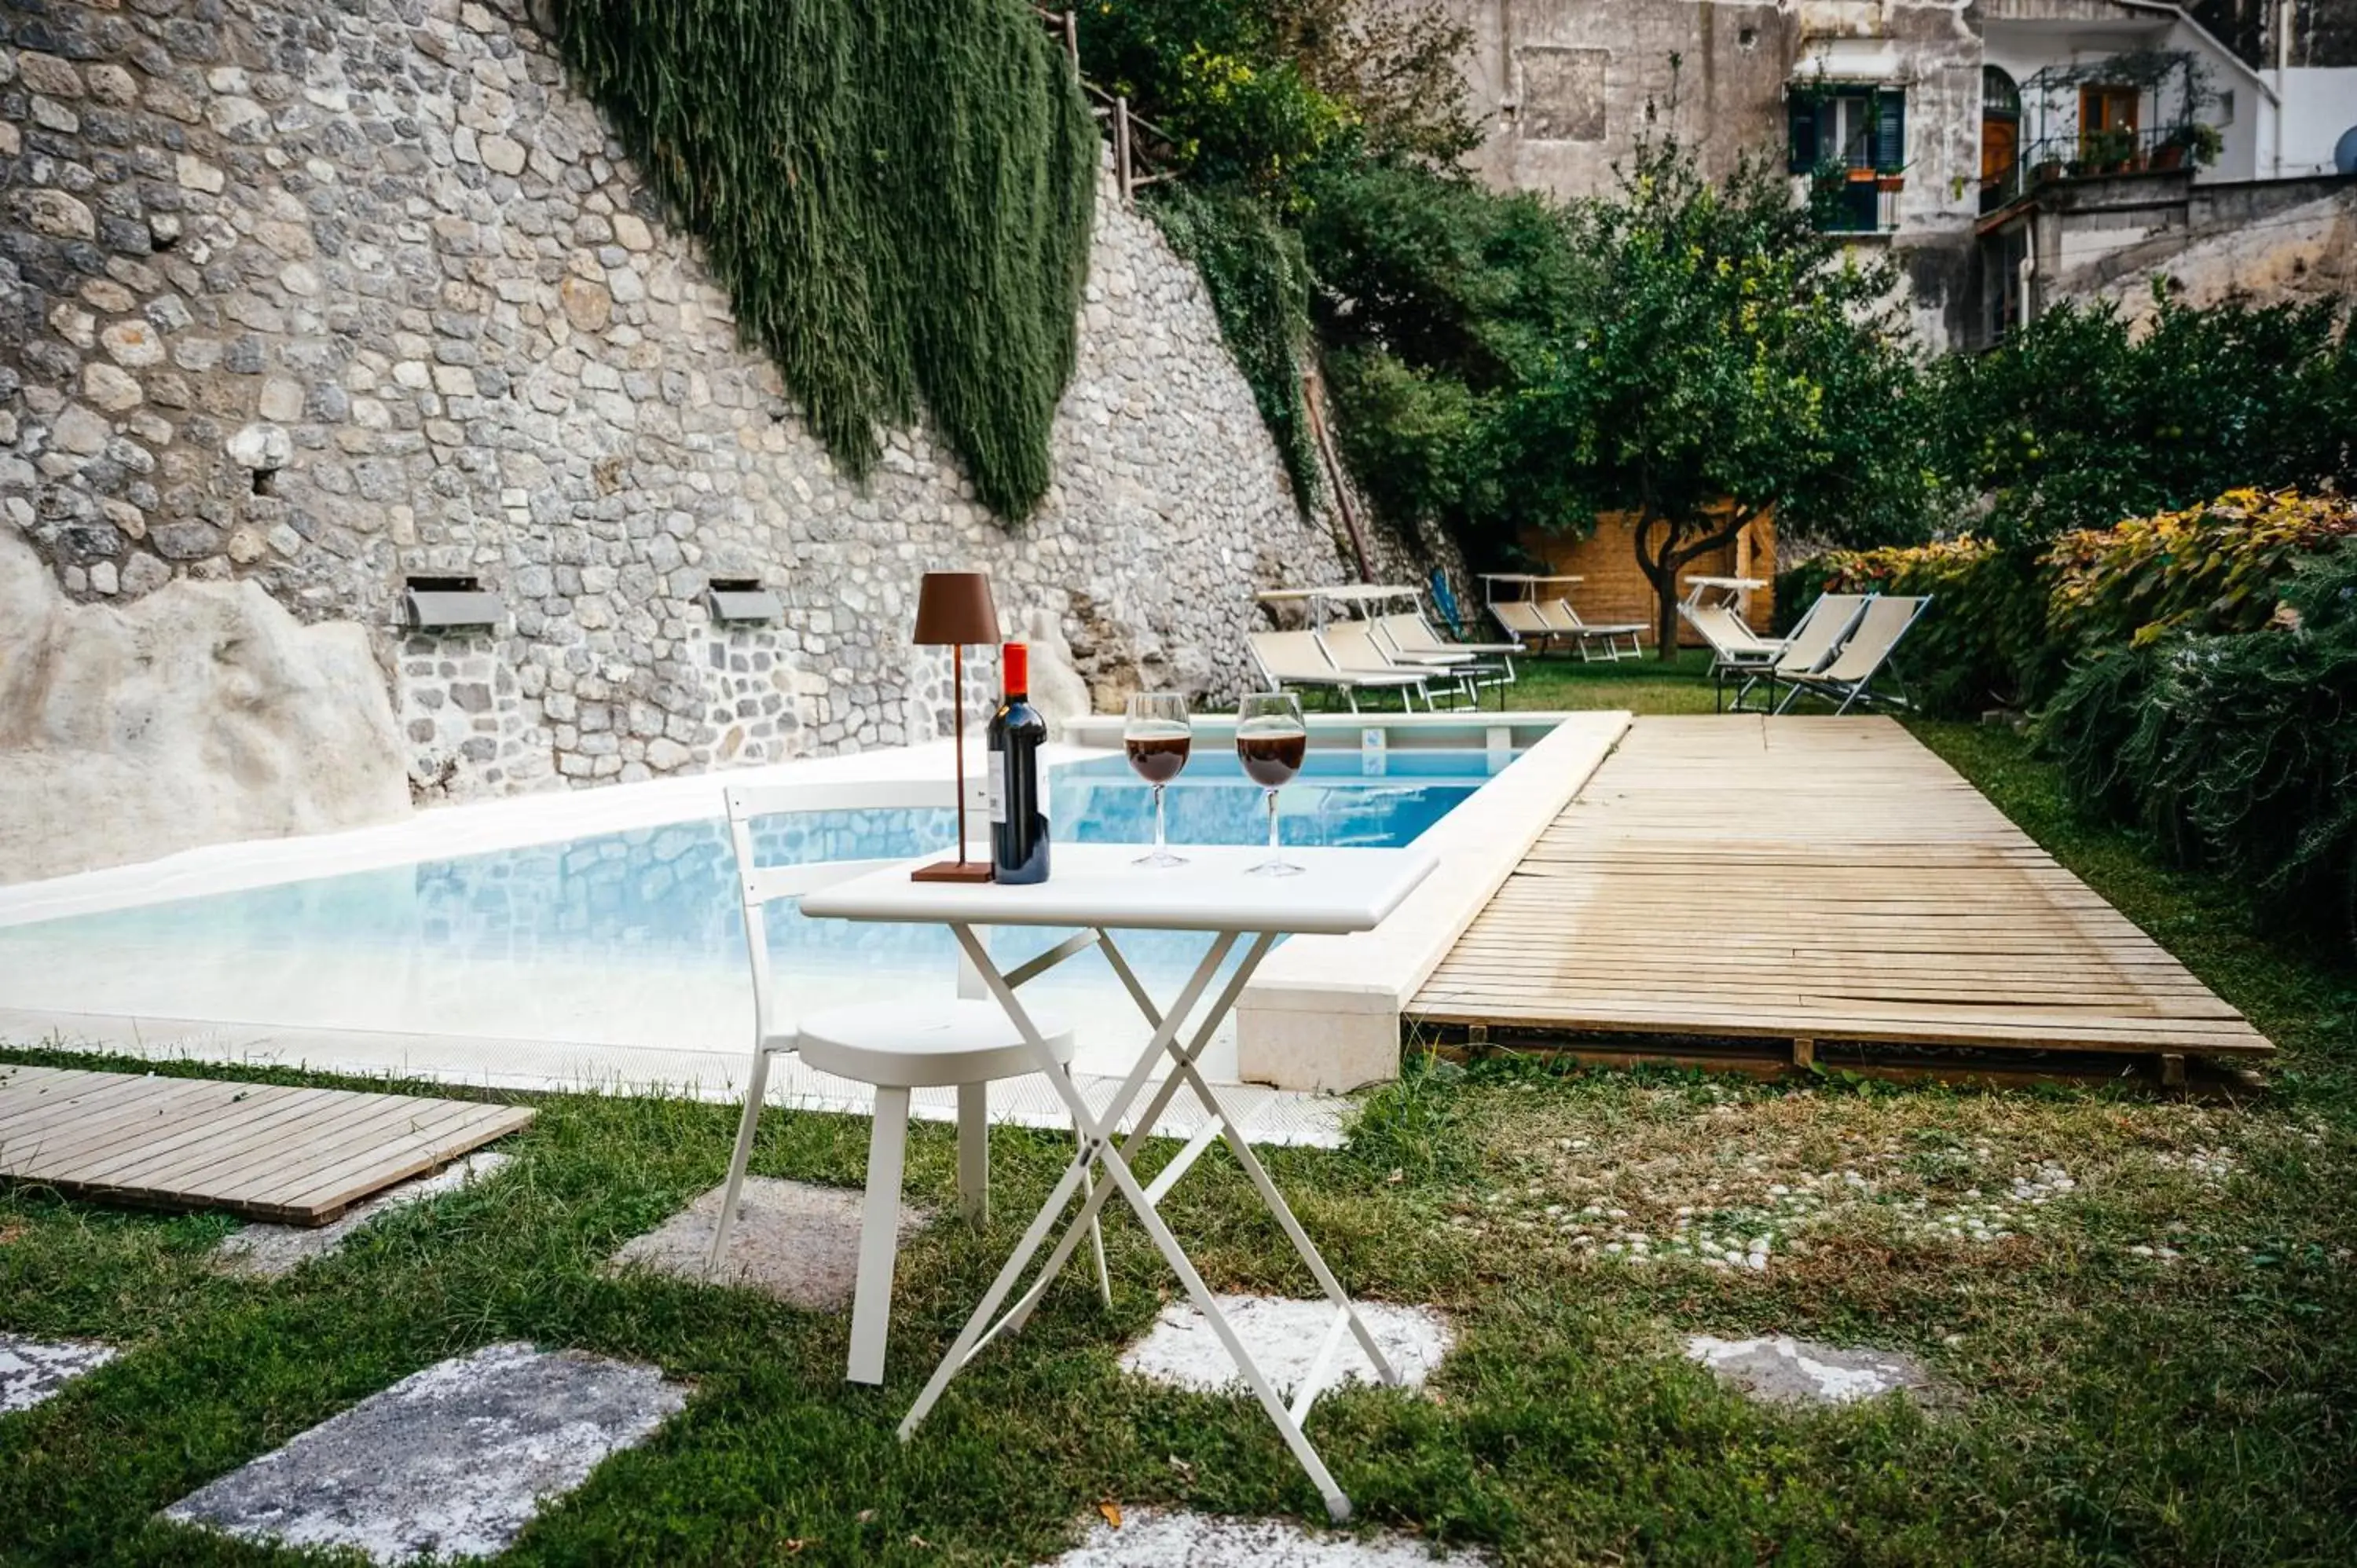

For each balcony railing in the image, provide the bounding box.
[1813,168,1905,235]
[1980,125,2211,214]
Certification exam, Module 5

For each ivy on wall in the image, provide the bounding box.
[556,0,1097,518]
[1143,185,1321,507]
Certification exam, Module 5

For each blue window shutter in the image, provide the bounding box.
[1787,94,1819,172]
[1875,90,1907,170]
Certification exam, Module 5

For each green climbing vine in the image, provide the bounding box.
[556,0,1097,518]
[1144,185,1321,507]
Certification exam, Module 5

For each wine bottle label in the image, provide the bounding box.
[987,768,1006,824]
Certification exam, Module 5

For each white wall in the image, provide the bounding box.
[2276,68,2357,174]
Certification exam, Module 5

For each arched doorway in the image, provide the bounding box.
[1981,66,2022,211]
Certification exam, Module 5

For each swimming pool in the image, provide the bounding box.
[0,749,1506,1080]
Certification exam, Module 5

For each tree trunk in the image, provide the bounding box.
[1637,511,1752,661]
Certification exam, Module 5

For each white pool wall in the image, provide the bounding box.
[1230,712,1629,1091]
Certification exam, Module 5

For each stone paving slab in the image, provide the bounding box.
[608,1174,932,1311]
[161,1342,687,1564]
[1118,1295,1453,1398]
[1684,1334,1939,1408]
[1049,1508,1490,1565]
[0,1332,119,1415]
[212,1152,510,1279]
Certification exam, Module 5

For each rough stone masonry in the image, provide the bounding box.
[0,0,1412,813]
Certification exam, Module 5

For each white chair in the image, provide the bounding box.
[710,777,1106,1384]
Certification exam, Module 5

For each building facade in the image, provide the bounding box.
[1446,1,2357,346]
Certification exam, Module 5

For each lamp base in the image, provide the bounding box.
[911,858,995,885]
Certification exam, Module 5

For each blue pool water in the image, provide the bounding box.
[0,751,1505,1059]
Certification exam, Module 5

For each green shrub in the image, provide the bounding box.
[1927,294,2357,548]
[2040,537,2357,947]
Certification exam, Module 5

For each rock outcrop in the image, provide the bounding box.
[0,529,407,884]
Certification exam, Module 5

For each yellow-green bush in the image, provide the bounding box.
[1780,489,2357,715]
[2043,489,2357,652]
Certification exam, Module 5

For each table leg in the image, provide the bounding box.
[910,924,1366,1523]
[998,929,1274,1335]
[1097,932,1400,1387]
[896,926,1239,1439]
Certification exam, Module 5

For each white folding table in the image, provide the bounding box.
[799,841,1436,1522]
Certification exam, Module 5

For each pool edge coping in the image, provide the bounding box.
[1231,711,1633,1093]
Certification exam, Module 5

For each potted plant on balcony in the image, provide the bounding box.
[2086,127,2135,175]
[1875,163,1905,192]
[2153,121,2223,170]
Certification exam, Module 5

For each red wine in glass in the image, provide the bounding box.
[1237,731,1306,786]
[1235,693,1307,875]
[1124,694,1191,866]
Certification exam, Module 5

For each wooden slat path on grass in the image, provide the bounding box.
[1409,716,2272,1062]
[0,1064,533,1225]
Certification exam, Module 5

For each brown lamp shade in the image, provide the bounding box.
[911,570,999,647]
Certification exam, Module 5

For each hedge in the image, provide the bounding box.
[1779,489,2357,716]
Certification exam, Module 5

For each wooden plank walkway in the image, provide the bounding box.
[1409,716,2271,1064]
[0,1064,533,1225]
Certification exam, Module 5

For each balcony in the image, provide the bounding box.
[1981,124,2218,215]
[1811,167,1906,235]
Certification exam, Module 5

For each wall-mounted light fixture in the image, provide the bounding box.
[402,576,506,632]
[702,577,783,625]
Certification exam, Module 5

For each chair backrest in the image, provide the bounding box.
[1250,628,1341,683]
[1772,593,1871,677]
[1378,612,1446,654]
[1491,599,1551,639]
[723,776,986,1042]
[1812,595,1930,684]
[1321,618,1408,674]
[1541,598,1589,632]
[1681,602,1777,659]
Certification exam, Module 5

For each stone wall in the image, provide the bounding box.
[2062,179,2357,319]
[1,0,1390,809]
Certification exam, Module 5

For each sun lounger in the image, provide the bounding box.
[1321,621,1468,709]
[1680,602,1785,712]
[1774,595,1930,715]
[1490,599,1567,653]
[1728,592,1871,713]
[1248,628,1428,712]
[1373,613,1516,702]
[1541,599,1648,662]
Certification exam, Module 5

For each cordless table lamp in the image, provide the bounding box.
[911,570,1000,883]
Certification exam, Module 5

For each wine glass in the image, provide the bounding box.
[1235,692,1307,877]
[1124,693,1192,867]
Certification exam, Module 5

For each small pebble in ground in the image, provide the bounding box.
[1684,1334,1940,1409]
[161,1342,687,1565]
[1047,1507,1490,1566]
[212,1152,510,1279]
[607,1174,930,1310]
[1119,1295,1452,1398]
[0,1333,118,1415]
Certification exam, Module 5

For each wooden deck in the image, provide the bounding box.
[0,1065,533,1225]
[1409,717,2271,1069]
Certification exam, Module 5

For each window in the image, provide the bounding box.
[1788,86,1906,231]
[1787,86,1905,173]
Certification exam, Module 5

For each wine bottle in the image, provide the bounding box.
[987,641,1050,885]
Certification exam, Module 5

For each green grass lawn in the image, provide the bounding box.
[4,663,2353,1565]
